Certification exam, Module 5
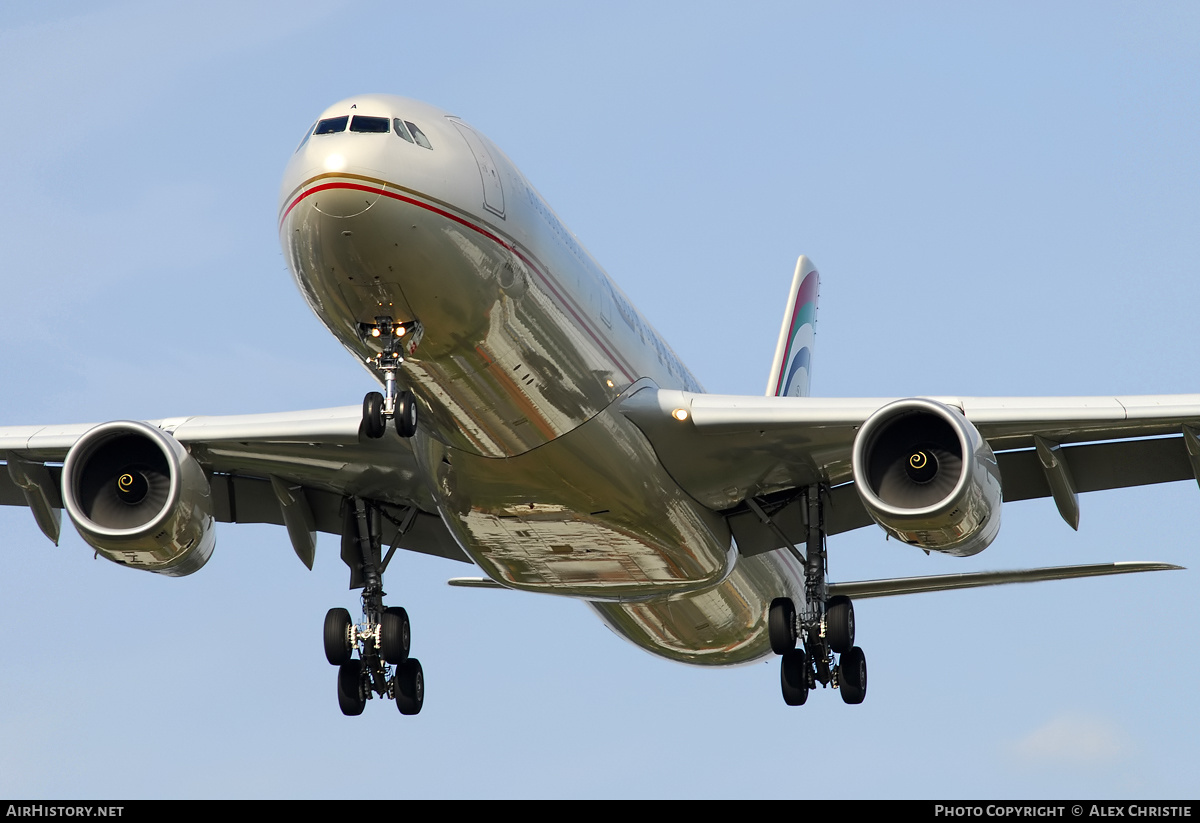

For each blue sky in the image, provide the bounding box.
[0,1,1198,798]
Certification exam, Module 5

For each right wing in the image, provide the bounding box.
[0,406,467,566]
[620,387,1200,553]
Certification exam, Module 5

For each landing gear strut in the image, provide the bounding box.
[765,485,868,707]
[359,316,422,439]
[323,497,424,716]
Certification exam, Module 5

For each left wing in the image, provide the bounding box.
[0,407,466,567]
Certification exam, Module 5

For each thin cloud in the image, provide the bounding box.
[1008,714,1129,768]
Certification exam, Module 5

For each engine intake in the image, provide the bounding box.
[851,398,1001,556]
[62,421,215,576]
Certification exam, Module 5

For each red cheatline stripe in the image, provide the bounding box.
[282,179,635,382]
[282,182,510,248]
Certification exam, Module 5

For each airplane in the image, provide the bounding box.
[1,93,1195,715]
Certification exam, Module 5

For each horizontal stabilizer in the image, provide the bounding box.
[447,576,510,589]
[827,561,1182,600]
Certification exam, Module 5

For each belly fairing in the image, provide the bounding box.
[408,395,737,601]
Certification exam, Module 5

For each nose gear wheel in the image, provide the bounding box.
[358,316,422,440]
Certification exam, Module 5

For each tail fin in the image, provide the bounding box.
[765,255,819,397]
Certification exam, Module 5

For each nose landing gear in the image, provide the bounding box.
[359,316,422,439]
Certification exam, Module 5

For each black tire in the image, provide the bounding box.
[395,391,418,438]
[395,658,424,715]
[363,392,385,439]
[323,608,353,666]
[780,648,809,706]
[826,595,855,654]
[839,646,867,705]
[768,597,796,655]
[337,659,366,716]
[381,606,411,664]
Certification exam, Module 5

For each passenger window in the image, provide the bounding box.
[392,118,415,143]
[350,115,390,133]
[405,121,433,149]
[315,116,349,134]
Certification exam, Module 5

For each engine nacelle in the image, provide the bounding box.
[62,421,215,576]
[851,398,1001,557]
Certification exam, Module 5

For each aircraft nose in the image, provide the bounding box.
[309,169,381,219]
[281,136,386,219]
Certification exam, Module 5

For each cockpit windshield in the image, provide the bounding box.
[304,113,433,150]
[315,116,349,135]
[350,116,390,133]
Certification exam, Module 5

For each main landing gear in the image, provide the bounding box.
[323,498,424,716]
[359,316,421,439]
[766,486,868,707]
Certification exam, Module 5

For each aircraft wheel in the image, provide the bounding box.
[394,658,424,715]
[381,606,411,664]
[395,391,418,438]
[363,392,386,439]
[826,595,855,654]
[337,659,366,716]
[780,648,809,706]
[323,607,353,666]
[839,646,867,705]
[768,597,797,655]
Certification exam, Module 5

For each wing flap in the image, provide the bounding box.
[998,437,1194,502]
[0,463,63,508]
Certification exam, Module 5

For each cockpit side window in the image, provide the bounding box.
[392,118,415,143]
[315,116,349,135]
[405,121,433,150]
[350,115,390,133]
[295,120,317,153]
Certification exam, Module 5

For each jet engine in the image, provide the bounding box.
[851,398,1001,557]
[62,421,215,576]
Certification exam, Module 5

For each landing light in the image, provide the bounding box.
[672,408,689,422]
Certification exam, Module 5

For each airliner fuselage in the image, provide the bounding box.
[278,95,801,664]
